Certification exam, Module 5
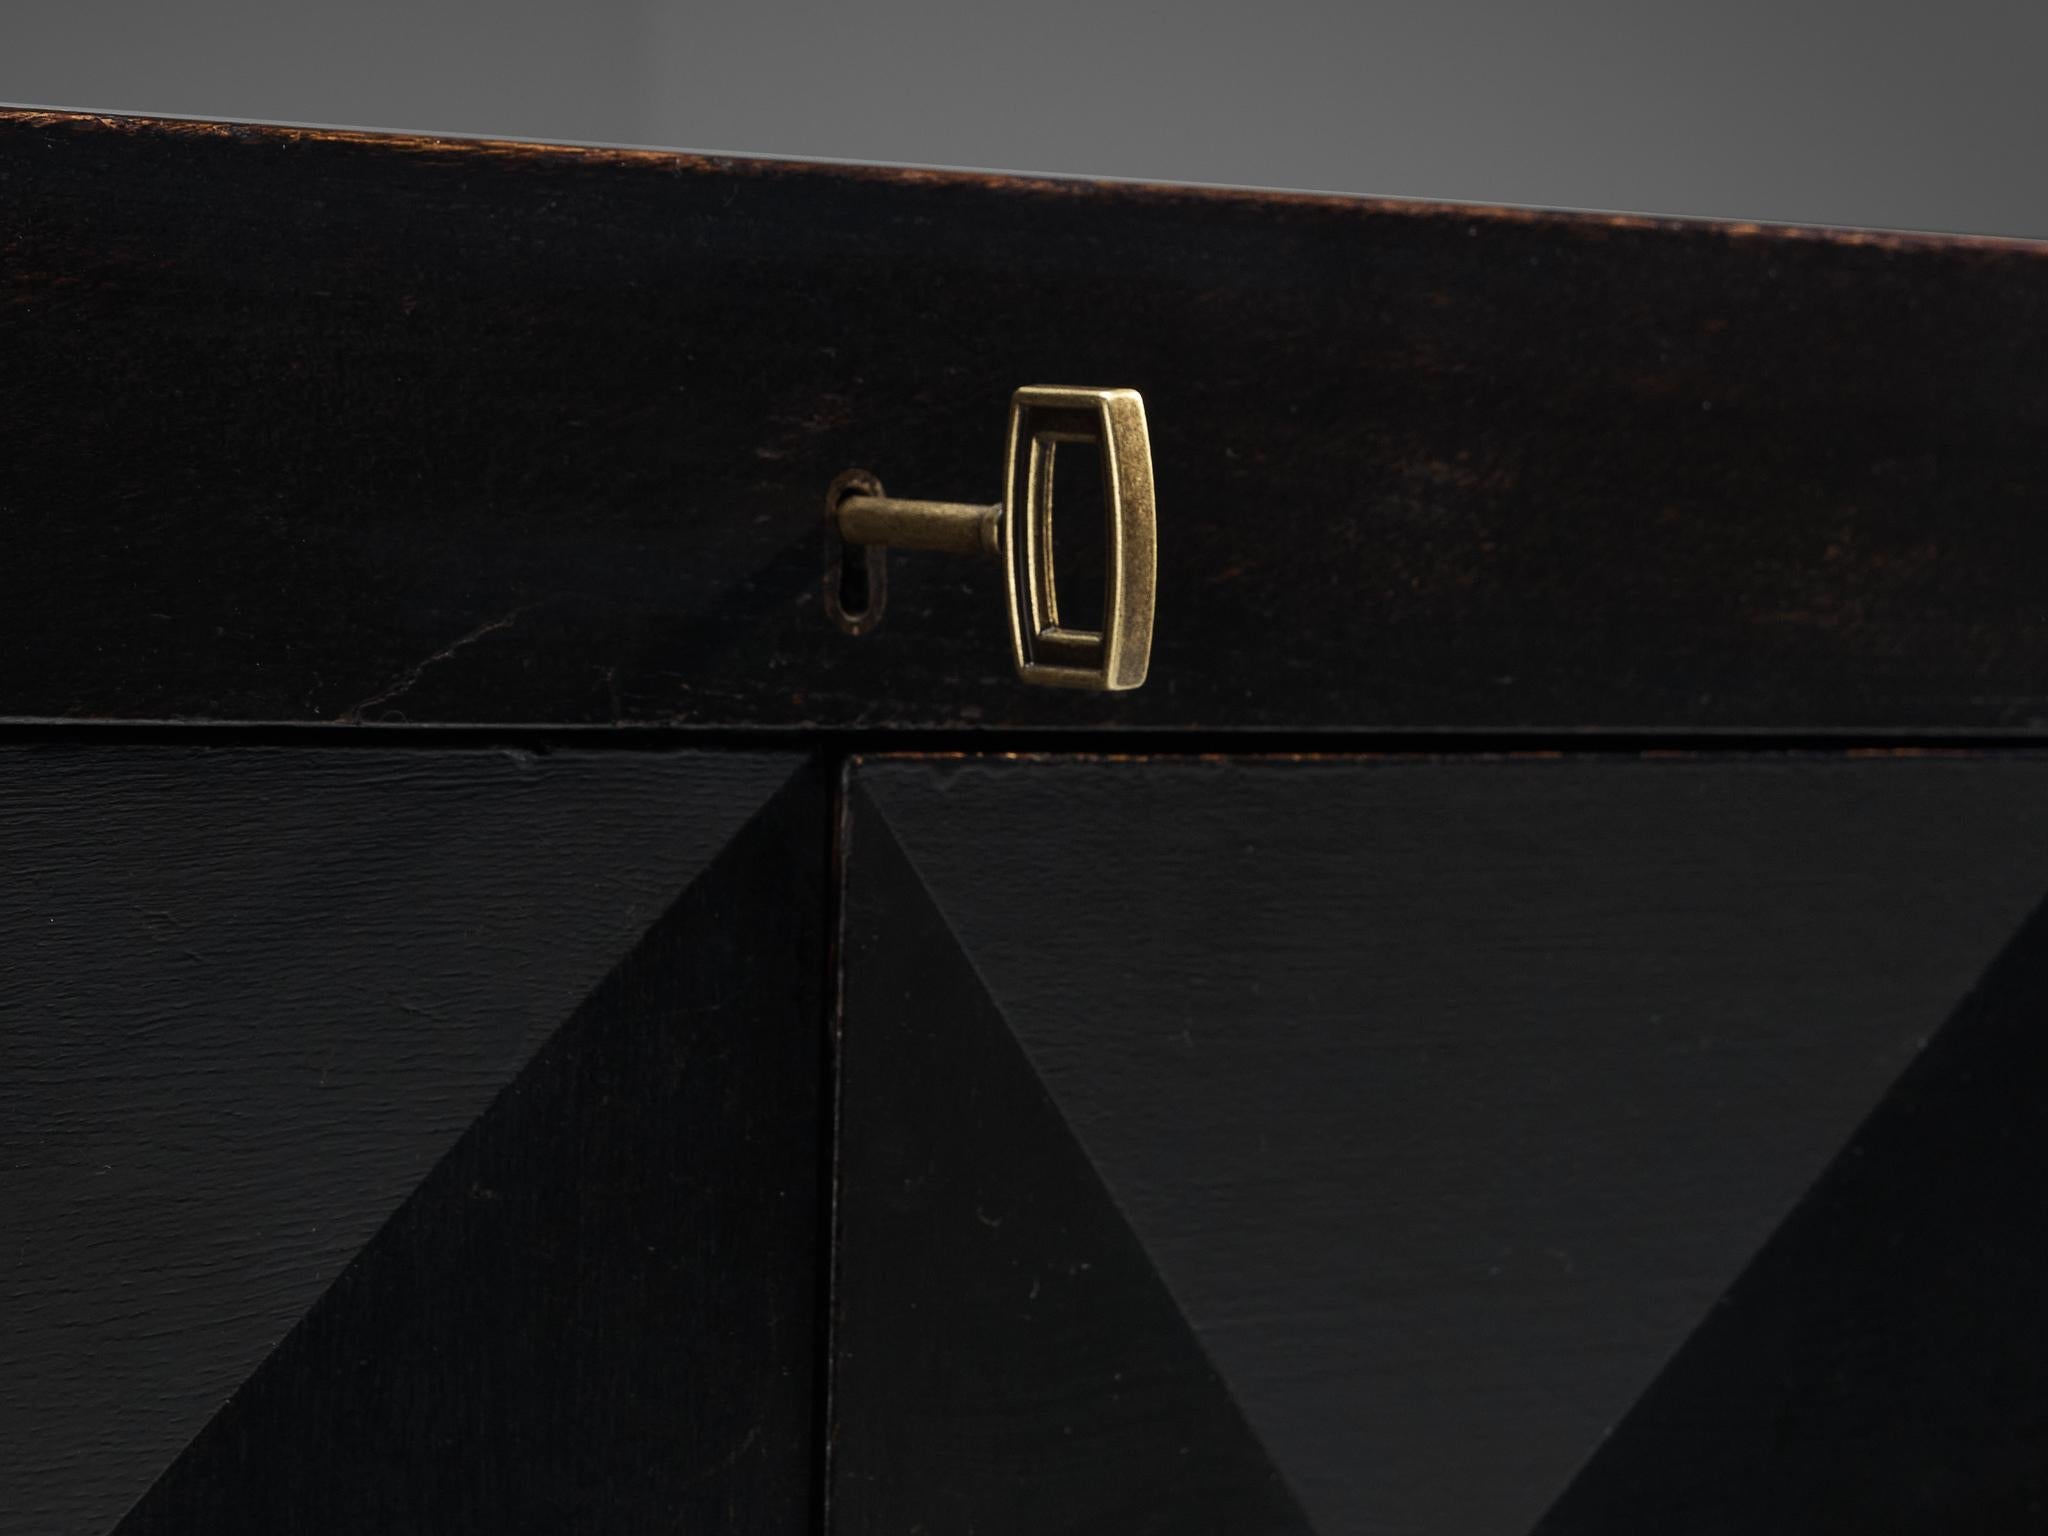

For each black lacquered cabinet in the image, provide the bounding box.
[5,107,2048,1535]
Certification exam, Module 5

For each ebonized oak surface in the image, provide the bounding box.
[0,745,825,1536]
[837,753,2048,1533]
[6,109,2048,733]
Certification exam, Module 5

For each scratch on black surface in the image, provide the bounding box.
[339,606,542,724]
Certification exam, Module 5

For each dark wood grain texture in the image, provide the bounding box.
[841,752,2048,1534]
[830,788,1312,1536]
[1538,885,2048,1535]
[115,758,831,1535]
[6,109,2048,732]
[0,745,815,1535]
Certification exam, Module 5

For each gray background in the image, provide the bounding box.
[5,0,2043,236]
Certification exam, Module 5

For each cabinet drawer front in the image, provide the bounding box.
[7,109,2048,734]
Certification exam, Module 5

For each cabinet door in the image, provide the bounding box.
[2,745,828,1536]
[832,753,2048,1534]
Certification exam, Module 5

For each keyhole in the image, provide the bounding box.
[825,468,888,635]
[838,541,872,616]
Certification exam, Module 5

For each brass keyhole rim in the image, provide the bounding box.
[824,467,888,636]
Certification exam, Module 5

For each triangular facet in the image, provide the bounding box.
[112,759,828,1535]
[2,745,797,1536]
[1535,890,2048,1534]
[831,785,1314,1535]
[860,755,2048,1535]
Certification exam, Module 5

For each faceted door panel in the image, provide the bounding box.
[2,745,826,1536]
[832,754,2048,1535]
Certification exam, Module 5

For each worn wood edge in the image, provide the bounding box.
[10,719,2048,758]
[847,746,2047,766]
[11,720,2048,757]
[7,102,2045,256]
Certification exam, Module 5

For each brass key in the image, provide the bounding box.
[826,386,1156,693]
